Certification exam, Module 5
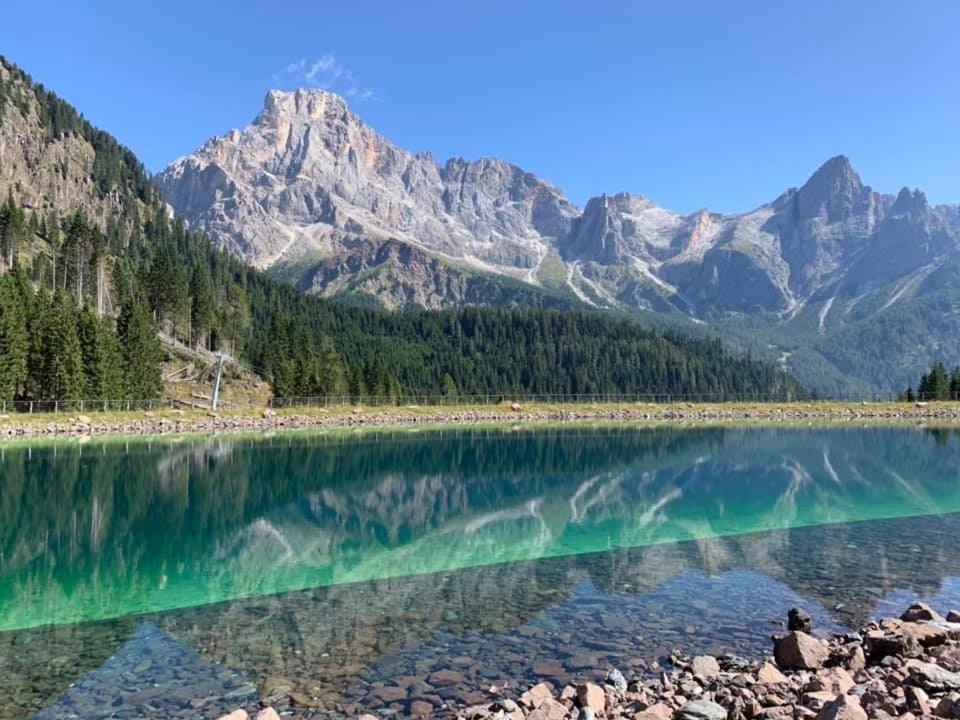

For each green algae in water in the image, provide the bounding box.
[2,425,960,632]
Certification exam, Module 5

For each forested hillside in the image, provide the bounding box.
[0,56,806,405]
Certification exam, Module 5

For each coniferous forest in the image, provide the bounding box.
[0,56,806,407]
[900,362,960,402]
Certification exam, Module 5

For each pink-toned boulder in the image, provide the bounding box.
[692,655,721,681]
[757,662,789,685]
[637,704,675,720]
[519,682,554,710]
[816,694,868,720]
[576,682,606,715]
[808,667,855,695]
[774,631,830,670]
[533,697,569,720]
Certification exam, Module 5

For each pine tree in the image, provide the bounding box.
[316,338,348,398]
[266,312,296,397]
[42,292,84,401]
[61,211,89,302]
[950,367,960,401]
[190,265,216,350]
[0,191,27,270]
[78,306,124,402]
[919,362,951,400]
[24,288,52,399]
[0,273,28,402]
[117,302,162,400]
[441,373,459,400]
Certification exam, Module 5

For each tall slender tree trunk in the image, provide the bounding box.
[96,256,105,318]
[76,246,84,304]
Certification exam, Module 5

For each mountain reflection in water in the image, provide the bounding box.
[2,425,960,719]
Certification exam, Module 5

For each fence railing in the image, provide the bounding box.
[0,391,955,415]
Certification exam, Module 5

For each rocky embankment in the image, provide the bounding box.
[215,602,960,720]
[3,403,960,439]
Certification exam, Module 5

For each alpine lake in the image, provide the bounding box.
[3,423,960,719]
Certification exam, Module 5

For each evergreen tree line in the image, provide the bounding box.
[900,362,960,402]
[0,54,808,407]
[0,266,161,405]
[1,190,807,405]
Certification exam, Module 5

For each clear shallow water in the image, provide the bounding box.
[2,425,960,719]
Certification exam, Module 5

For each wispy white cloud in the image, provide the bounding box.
[273,54,377,102]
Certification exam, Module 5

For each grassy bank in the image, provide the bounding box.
[2,400,960,440]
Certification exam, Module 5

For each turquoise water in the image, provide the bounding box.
[3,425,960,718]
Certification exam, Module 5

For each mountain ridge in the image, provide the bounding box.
[157,90,958,317]
[156,88,960,394]
[0,55,804,405]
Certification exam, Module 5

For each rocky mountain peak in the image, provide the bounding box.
[560,192,683,266]
[257,88,350,124]
[889,187,930,219]
[157,88,579,279]
[795,155,866,222]
[158,87,960,357]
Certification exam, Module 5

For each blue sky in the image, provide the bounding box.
[2,1,957,213]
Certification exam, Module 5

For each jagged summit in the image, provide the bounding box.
[157,90,959,332]
[157,87,579,286]
[795,154,868,222]
[889,187,930,218]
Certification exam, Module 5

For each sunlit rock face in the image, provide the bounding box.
[157,96,960,392]
[156,89,579,308]
[158,93,959,317]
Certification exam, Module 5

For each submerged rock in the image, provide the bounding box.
[902,601,945,623]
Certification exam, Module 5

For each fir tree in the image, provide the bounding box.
[919,362,951,400]
[441,373,459,400]
[117,302,162,400]
[78,306,124,402]
[950,367,960,400]
[42,292,84,401]
[0,273,28,401]
[190,265,216,350]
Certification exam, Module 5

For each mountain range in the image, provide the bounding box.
[0,55,802,406]
[157,89,960,394]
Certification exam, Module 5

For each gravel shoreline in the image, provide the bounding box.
[215,602,960,720]
[3,403,960,439]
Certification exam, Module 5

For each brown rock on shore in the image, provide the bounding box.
[446,601,960,720]
[774,631,829,669]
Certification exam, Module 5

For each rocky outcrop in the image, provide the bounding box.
[0,58,144,233]
[156,89,578,309]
